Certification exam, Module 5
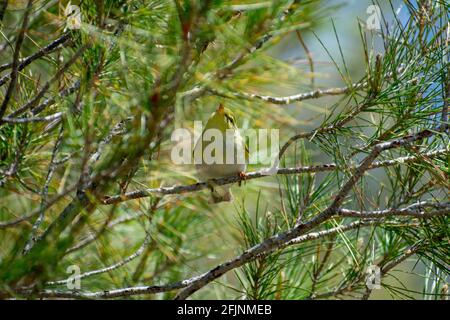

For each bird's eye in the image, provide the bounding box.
[225,114,235,126]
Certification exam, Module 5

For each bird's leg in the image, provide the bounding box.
[118,167,137,194]
[118,180,129,194]
[238,171,247,186]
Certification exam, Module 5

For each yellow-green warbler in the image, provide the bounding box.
[194,104,248,203]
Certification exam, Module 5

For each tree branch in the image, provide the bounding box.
[294,28,315,88]
[18,281,190,299]
[102,148,447,205]
[207,82,365,105]
[16,220,380,298]
[1,112,63,123]
[16,220,423,299]
[337,202,450,219]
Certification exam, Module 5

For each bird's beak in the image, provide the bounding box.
[217,104,224,114]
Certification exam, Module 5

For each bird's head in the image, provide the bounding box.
[212,103,237,129]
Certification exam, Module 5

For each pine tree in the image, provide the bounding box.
[0,0,448,300]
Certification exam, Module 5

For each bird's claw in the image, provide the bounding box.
[238,171,247,186]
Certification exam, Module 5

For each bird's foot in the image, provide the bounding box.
[238,171,247,186]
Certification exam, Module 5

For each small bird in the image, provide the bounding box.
[194,104,247,203]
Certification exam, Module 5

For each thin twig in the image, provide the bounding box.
[0,32,71,75]
[362,243,423,300]
[1,112,63,123]
[18,281,190,299]
[46,232,152,286]
[31,80,80,115]
[89,117,133,164]
[4,45,87,120]
[207,82,365,105]
[294,29,315,88]
[0,0,33,120]
[23,125,65,254]
[337,202,450,219]
[215,0,301,79]
[277,98,373,160]
[65,212,147,254]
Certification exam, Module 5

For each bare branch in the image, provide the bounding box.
[102,148,447,205]
[294,29,315,88]
[337,202,450,219]
[207,82,365,105]
[22,220,420,299]
[1,112,63,124]
[18,281,190,299]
